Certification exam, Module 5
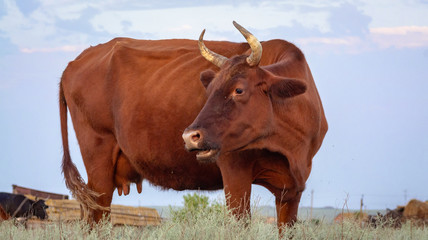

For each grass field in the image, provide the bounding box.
[0,205,426,240]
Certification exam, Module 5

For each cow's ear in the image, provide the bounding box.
[200,69,216,89]
[269,78,306,99]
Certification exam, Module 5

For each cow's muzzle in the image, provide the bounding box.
[182,129,220,162]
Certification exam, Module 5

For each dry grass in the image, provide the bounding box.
[0,206,426,240]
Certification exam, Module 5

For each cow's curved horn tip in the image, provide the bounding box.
[199,29,206,41]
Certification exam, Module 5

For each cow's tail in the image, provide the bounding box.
[59,81,109,216]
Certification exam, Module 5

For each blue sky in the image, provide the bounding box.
[0,0,427,210]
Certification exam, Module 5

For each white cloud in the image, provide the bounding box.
[370,26,428,35]
[297,36,362,46]
[0,0,90,52]
[36,0,107,20]
[1,0,428,55]
[169,24,192,32]
[294,26,428,53]
[294,36,367,54]
[20,45,87,53]
[358,0,428,28]
[370,26,428,49]
[291,26,428,54]
[89,3,332,39]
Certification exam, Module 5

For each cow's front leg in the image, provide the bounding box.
[217,156,253,219]
[276,191,302,230]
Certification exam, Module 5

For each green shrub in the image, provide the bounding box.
[169,193,224,223]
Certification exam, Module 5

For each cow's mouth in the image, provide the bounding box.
[195,148,220,162]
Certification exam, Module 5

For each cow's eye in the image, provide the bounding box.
[235,88,244,94]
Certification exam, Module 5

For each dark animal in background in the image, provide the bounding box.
[59,21,327,229]
[0,192,48,219]
[368,199,428,228]
[367,207,404,228]
[384,207,404,228]
[367,212,383,227]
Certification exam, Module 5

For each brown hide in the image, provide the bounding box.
[0,205,10,220]
[334,212,368,223]
[403,199,428,224]
[60,29,327,227]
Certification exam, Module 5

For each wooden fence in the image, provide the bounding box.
[10,185,161,226]
[25,196,161,226]
[40,198,161,226]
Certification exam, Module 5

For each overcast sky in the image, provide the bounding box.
[0,0,427,211]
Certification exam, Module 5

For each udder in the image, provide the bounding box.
[114,153,143,196]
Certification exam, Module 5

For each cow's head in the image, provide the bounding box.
[183,21,306,162]
[31,199,48,219]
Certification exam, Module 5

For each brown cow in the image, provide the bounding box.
[334,212,367,224]
[403,199,428,225]
[59,21,327,228]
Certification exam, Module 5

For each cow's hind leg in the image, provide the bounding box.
[72,123,117,223]
[86,163,115,223]
[86,137,117,223]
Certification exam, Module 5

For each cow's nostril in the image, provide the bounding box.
[192,132,200,142]
[182,130,203,149]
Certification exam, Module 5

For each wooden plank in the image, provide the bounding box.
[12,185,69,200]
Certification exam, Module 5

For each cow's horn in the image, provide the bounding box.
[198,29,228,68]
[233,21,262,66]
